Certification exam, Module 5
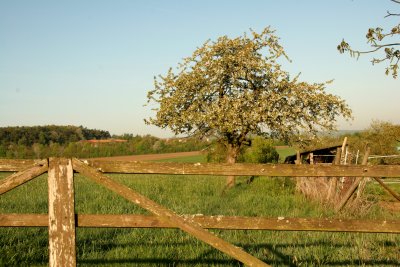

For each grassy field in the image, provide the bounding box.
[0,156,399,266]
[275,147,296,163]
[156,154,207,163]
[155,146,296,164]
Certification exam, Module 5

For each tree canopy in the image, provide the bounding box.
[338,0,400,78]
[355,121,400,158]
[146,27,352,163]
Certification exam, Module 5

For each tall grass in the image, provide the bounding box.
[0,164,399,266]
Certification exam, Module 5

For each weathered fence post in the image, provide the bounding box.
[326,148,342,202]
[48,158,76,267]
[335,148,370,211]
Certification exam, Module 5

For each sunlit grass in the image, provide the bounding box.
[0,160,399,266]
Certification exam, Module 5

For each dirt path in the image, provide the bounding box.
[92,151,203,161]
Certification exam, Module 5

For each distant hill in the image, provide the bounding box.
[318,130,363,137]
[0,125,111,146]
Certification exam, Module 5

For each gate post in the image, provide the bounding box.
[48,158,76,266]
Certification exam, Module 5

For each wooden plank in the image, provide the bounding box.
[0,160,48,195]
[1,214,400,233]
[295,150,301,164]
[335,148,370,211]
[0,214,48,227]
[2,158,400,178]
[0,159,42,171]
[84,159,400,177]
[48,158,76,267]
[72,158,269,267]
[326,148,342,201]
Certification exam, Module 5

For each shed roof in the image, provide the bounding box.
[284,144,343,163]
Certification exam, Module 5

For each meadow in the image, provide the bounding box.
[0,154,399,266]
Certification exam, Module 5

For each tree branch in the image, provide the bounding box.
[350,43,400,55]
[372,43,400,48]
[385,11,400,18]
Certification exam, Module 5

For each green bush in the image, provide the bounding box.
[242,136,279,163]
[206,136,279,164]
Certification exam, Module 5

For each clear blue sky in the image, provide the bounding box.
[1,0,399,137]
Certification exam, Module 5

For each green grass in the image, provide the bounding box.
[0,160,399,266]
[275,146,296,163]
[155,154,207,163]
[364,179,400,202]
[157,149,295,164]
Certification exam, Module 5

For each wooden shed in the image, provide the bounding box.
[284,144,342,164]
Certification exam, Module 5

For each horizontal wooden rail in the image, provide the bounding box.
[84,160,400,177]
[2,159,400,177]
[1,214,399,233]
[0,159,42,172]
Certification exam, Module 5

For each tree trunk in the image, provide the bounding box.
[225,144,240,188]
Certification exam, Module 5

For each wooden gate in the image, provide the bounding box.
[1,158,400,266]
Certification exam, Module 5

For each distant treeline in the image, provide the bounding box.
[0,126,208,159]
[0,125,111,146]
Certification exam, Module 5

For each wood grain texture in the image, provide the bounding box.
[0,159,43,171]
[2,158,400,178]
[48,158,76,267]
[0,160,48,195]
[1,214,399,233]
[84,159,400,177]
[335,148,370,211]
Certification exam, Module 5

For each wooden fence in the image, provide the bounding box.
[1,158,400,266]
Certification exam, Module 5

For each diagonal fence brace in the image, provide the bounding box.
[0,159,48,195]
[72,158,269,267]
[335,148,370,211]
[371,176,400,202]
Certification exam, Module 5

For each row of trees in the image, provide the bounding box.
[0,133,208,159]
[0,125,111,147]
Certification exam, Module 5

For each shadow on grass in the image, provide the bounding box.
[78,258,242,266]
[78,257,400,267]
[2,231,398,266]
[77,239,399,250]
[75,240,399,266]
[3,239,399,266]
